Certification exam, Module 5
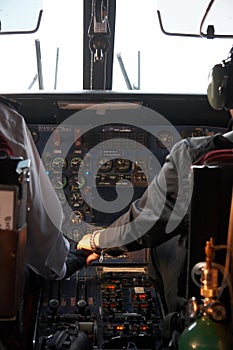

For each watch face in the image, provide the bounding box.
[187,297,199,319]
[208,302,226,321]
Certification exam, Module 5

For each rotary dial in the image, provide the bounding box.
[207,301,226,322]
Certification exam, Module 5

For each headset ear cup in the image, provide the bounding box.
[225,61,233,109]
[207,63,227,110]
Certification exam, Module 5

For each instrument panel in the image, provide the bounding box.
[29,122,226,246]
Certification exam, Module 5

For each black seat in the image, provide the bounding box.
[187,161,233,320]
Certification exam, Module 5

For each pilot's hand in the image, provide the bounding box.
[77,234,92,251]
[64,240,92,279]
[86,252,100,265]
[77,233,102,265]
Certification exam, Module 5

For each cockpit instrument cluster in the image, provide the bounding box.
[29,123,227,243]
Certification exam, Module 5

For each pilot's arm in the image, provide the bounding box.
[0,101,86,279]
[78,133,232,262]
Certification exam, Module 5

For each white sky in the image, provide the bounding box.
[0,0,232,93]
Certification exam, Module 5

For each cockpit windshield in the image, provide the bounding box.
[0,0,232,93]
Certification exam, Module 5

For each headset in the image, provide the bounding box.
[207,47,233,110]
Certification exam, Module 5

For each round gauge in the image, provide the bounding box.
[69,174,86,190]
[207,301,226,322]
[98,157,113,172]
[56,191,67,206]
[157,130,174,149]
[50,174,67,190]
[30,128,39,143]
[187,297,199,319]
[70,210,84,224]
[190,128,204,137]
[69,192,84,208]
[115,158,131,172]
[71,228,82,242]
[69,156,82,172]
[51,156,67,171]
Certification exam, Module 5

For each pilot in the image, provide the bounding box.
[0,96,88,281]
[78,110,233,313]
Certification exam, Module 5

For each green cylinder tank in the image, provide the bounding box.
[179,315,233,349]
